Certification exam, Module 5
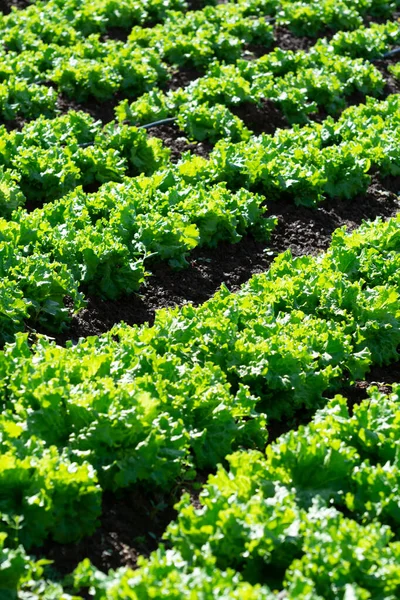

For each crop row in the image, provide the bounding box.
[0,113,171,210]
[1,93,399,342]
[0,0,188,50]
[5,385,400,597]
[128,1,400,67]
[0,3,275,119]
[5,386,400,598]
[0,211,399,562]
[0,19,396,217]
[0,5,399,120]
[2,0,396,52]
[181,92,400,207]
[0,179,272,340]
[121,19,400,137]
[0,1,275,119]
[66,385,400,599]
[279,0,400,35]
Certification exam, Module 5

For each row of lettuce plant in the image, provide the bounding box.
[0,3,275,118]
[127,1,400,68]
[1,0,396,53]
[6,385,400,598]
[0,178,274,340]
[0,0,190,49]
[67,384,400,599]
[0,44,168,120]
[1,3,399,119]
[1,20,398,215]
[278,0,400,35]
[176,92,400,206]
[119,19,400,140]
[4,385,400,598]
[0,112,170,212]
[0,212,398,557]
[1,94,400,339]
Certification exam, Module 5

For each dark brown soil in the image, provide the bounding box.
[231,98,289,135]
[267,173,400,254]
[242,43,271,60]
[147,122,212,162]
[344,360,400,410]
[56,93,120,125]
[167,67,203,91]
[3,115,26,131]
[36,488,178,577]
[372,54,400,96]
[32,473,210,593]
[0,0,31,13]
[46,173,400,346]
[100,27,130,43]
[268,358,400,443]
[273,24,318,51]
[363,11,400,26]
[186,0,215,11]
[243,22,314,60]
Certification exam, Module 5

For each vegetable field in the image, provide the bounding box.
[1,0,400,597]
